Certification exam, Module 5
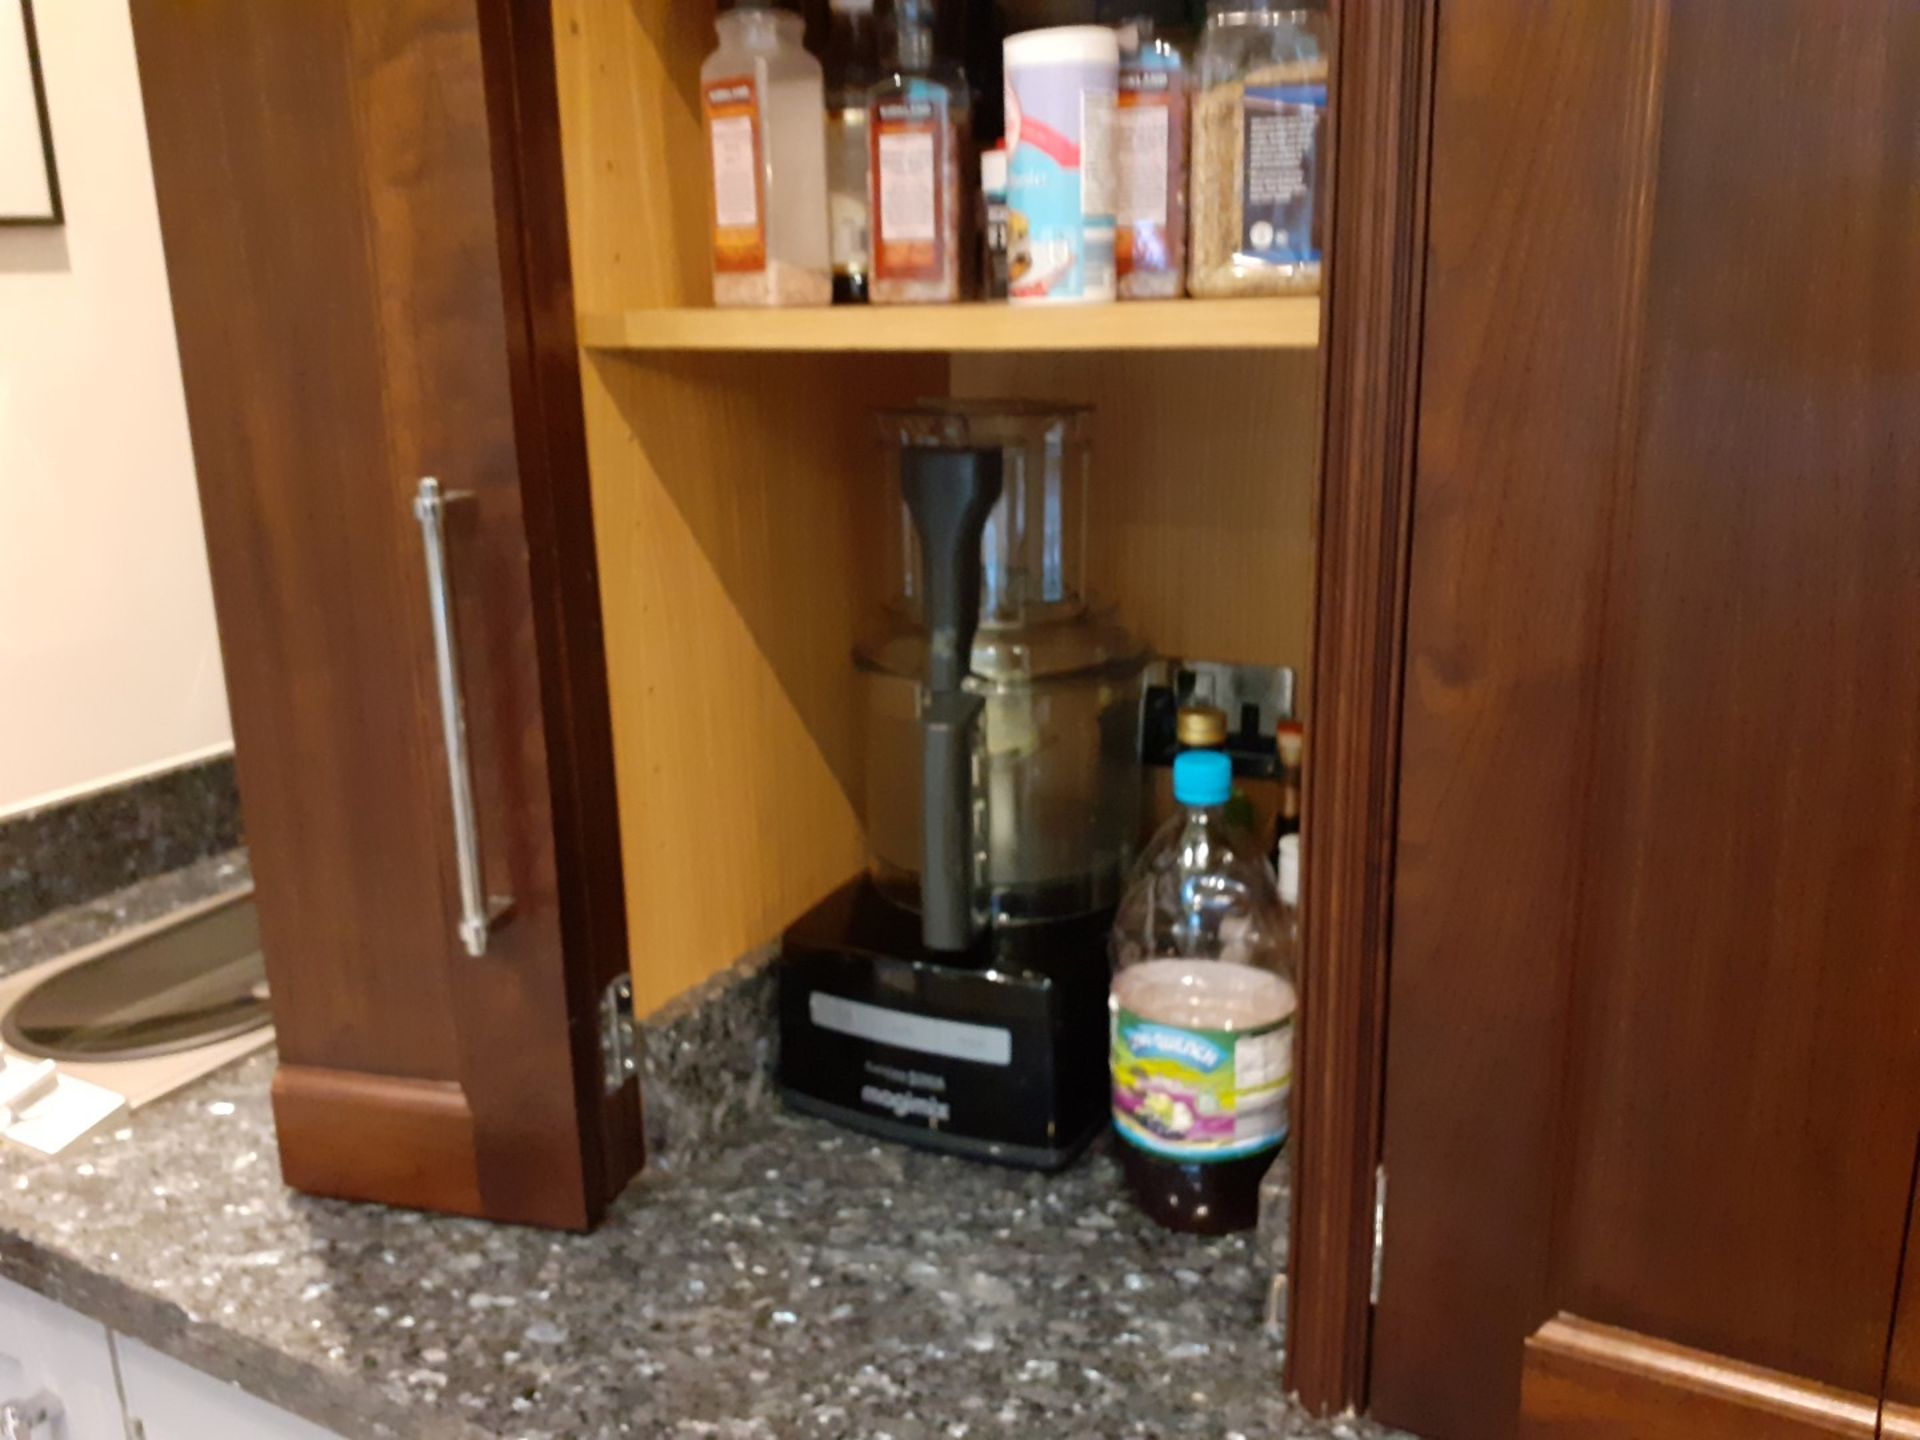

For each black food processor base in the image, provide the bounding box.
[777,879,1112,1172]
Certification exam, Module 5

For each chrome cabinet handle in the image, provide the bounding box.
[413,478,512,957]
[0,1392,62,1440]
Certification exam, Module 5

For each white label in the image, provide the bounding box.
[1115,104,1170,225]
[810,992,1012,1066]
[1235,1021,1294,1091]
[1079,88,1116,220]
[877,130,938,243]
[709,114,759,230]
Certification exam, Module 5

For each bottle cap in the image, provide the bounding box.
[1176,704,1229,748]
[1005,25,1122,69]
[980,146,1008,194]
[1276,720,1304,764]
[1174,750,1234,808]
[1277,833,1301,906]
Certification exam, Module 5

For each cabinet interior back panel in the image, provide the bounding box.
[952,351,1320,678]
[554,0,714,312]
[583,350,944,1010]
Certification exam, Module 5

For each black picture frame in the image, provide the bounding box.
[2,0,62,226]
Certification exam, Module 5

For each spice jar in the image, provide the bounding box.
[700,1,834,307]
[1188,2,1328,298]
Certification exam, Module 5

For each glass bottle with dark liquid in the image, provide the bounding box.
[824,0,881,303]
[1110,750,1298,1234]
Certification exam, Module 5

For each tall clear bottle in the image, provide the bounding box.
[1110,750,1297,1234]
[824,0,881,304]
[867,0,969,304]
[701,1,833,307]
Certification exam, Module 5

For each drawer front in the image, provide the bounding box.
[116,1336,343,1440]
[0,1276,126,1440]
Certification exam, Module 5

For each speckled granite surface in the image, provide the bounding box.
[0,869,1412,1440]
[0,755,242,931]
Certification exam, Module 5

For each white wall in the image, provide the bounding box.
[0,0,230,818]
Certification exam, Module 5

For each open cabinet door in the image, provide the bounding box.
[129,0,641,1229]
[1372,1,1920,1436]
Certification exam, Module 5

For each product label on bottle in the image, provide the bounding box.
[1116,71,1178,279]
[704,76,766,274]
[1240,83,1326,266]
[1110,997,1292,1161]
[1005,64,1116,302]
[1116,78,1170,226]
[871,98,945,282]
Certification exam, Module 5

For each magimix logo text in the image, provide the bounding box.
[860,1085,951,1124]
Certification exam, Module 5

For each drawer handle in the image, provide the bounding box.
[1,1392,62,1440]
[413,478,513,957]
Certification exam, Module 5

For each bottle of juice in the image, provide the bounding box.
[1110,750,1297,1234]
[700,0,833,307]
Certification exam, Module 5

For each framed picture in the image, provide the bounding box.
[0,0,60,225]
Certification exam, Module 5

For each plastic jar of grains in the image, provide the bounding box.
[700,0,833,307]
[1188,2,1329,297]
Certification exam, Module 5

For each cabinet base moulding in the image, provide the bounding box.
[1522,1316,1920,1440]
[271,1065,484,1218]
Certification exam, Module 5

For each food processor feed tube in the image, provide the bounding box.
[898,445,1005,951]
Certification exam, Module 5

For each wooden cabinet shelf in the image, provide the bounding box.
[578,296,1320,354]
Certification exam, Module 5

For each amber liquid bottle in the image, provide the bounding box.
[867,0,969,304]
[824,0,880,302]
[1110,751,1298,1235]
[1271,720,1303,856]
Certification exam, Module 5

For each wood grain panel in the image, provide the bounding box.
[953,352,1319,673]
[1552,1,1920,1394]
[132,0,468,1085]
[578,297,1323,352]
[1520,1316,1920,1440]
[1371,4,1668,1431]
[551,0,711,311]
[136,0,640,1228]
[1378,2,1920,1435]
[583,351,943,1012]
[1285,0,1435,1409]
[273,1067,483,1219]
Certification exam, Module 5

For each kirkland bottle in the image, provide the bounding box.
[824,0,881,303]
[700,0,833,307]
[867,0,969,304]
[1109,750,1297,1234]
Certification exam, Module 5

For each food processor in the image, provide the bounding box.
[777,401,1147,1168]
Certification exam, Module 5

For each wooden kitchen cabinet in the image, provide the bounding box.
[123,0,1918,1434]
[1368,3,1920,1438]
[123,0,1412,1409]
[129,1,643,1230]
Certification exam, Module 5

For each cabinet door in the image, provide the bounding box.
[127,0,640,1228]
[116,1337,342,1440]
[0,1278,126,1440]
[1373,2,1920,1437]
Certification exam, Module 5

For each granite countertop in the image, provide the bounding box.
[0,868,1408,1440]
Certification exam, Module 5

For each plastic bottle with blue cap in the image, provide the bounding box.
[1108,748,1298,1234]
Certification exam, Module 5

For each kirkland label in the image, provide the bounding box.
[703,76,765,274]
[1240,83,1326,265]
